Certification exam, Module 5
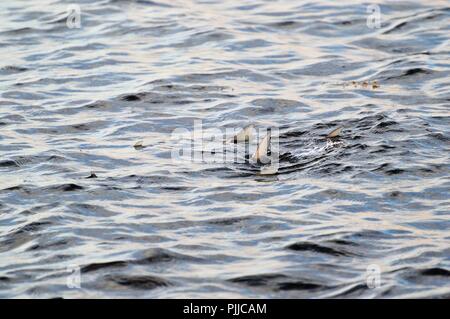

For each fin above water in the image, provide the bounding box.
[327,127,342,138]
[251,130,271,164]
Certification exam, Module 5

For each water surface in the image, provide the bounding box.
[0,0,449,298]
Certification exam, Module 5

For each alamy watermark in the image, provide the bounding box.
[66,265,81,289]
[366,264,381,289]
[366,4,381,29]
[170,121,279,174]
[66,4,81,29]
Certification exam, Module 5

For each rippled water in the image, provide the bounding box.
[0,0,449,298]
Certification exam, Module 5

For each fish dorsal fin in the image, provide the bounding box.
[230,124,254,143]
[251,130,271,163]
[327,126,342,138]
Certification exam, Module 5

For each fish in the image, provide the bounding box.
[327,126,342,138]
[230,124,254,143]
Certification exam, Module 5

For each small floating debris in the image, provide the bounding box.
[346,80,380,89]
[327,127,342,138]
[372,80,379,89]
[134,140,145,149]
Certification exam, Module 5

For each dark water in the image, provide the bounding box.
[0,0,449,298]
